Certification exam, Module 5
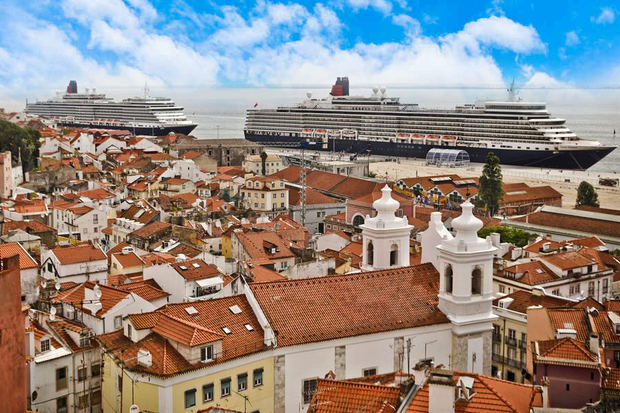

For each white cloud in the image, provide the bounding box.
[565,30,579,46]
[593,7,615,24]
[344,0,392,15]
[0,0,552,101]
[524,72,569,88]
[442,16,546,55]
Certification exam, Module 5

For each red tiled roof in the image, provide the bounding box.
[539,250,598,271]
[112,251,145,268]
[513,210,620,238]
[152,313,224,346]
[117,279,170,302]
[129,221,171,239]
[51,243,106,264]
[2,219,55,235]
[547,309,590,342]
[534,337,599,367]
[308,378,401,413]
[603,368,620,391]
[288,187,340,206]
[0,242,37,269]
[236,231,295,260]
[250,263,448,347]
[498,261,558,285]
[76,188,116,200]
[492,290,570,314]
[54,282,130,317]
[407,371,543,413]
[170,259,222,281]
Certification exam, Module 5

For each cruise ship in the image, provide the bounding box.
[244,77,616,170]
[25,81,197,135]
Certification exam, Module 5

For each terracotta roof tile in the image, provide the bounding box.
[513,210,620,239]
[308,378,401,413]
[534,337,599,367]
[492,290,570,314]
[54,282,130,317]
[236,231,295,260]
[539,250,598,271]
[129,221,171,239]
[51,243,106,265]
[0,242,37,269]
[170,259,222,281]
[408,371,543,413]
[547,309,590,342]
[250,263,448,347]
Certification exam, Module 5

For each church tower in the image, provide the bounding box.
[436,200,497,374]
[360,185,413,271]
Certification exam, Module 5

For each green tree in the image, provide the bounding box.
[478,225,536,247]
[477,152,504,216]
[260,151,268,176]
[0,120,41,172]
[576,181,599,207]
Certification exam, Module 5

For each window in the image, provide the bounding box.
[363,367,377,376]
[508,329,516,339]
[253,368,263,387]
[471,267,482,295]
[552,289,560,296]
[79,333,90,347]
[603,279,609,294]
[499,284,505,294]
[566,383,570,391]
[302,378,318,404]
[93,214,98,224]
[78,366,87,381]
[203,383,214,402]
[91,363,100,377]
[56,396,68,413]
[91,390,101,405]
[41,338,50,352]
[78,394,88,409]
[114,316,122,329]
[238,373,248,392]
[367,241,374,266]
[281,192,284,197]
[184,388,196,408]
[118,374,123,392]
[201,345,214,362]
[389,244,398,266]
[444,265,453,293]
[588,281,595,297]
[221,378,231,397]
[56,367,68,391]
[127,324,132,339]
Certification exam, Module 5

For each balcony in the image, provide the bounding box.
[506,337,517,347]
[492,332,502,342]
[519,340,527,350]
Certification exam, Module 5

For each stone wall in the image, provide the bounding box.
[273,355,286,413]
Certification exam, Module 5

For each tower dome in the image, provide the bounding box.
[451,201,483,241]
[372,185,400,221]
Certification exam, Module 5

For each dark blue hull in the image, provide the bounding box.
[58,121,197,136]
[244,132,615,170]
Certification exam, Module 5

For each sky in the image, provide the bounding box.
[0,0,619,106]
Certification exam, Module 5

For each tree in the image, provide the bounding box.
[260,151,268,176]
[478,225,536,247]
[477,152,504,216]
[0,120,41,172]
[576,181,599,207]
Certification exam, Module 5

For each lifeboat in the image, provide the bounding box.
[315,129,327,135]
[328,129,342,137]
[426,135,440,144]
[396,133,410,138]
[342,129,357,139]
[412,134,425,142]
[441,135,457,144]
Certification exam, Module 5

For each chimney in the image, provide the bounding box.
[490,232,501,248]
[542,242,551,252]
[540,377,550,407]
[137,348,152,367]
[428,370,455,413]
[589,333,600,357]
[532,286,544,296]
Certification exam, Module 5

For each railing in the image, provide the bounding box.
[519,340,527,350]
[492,354,526,370]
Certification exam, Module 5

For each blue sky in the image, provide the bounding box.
[0,0,619,103]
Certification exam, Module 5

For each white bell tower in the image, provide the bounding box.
[361,185,413,271]
[436,200,497,374]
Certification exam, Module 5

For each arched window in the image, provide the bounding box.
[472,267,482,295]
[444,265,453,293]
[352,215,365,228]
[390,243,398,266]
[367,241,374,266]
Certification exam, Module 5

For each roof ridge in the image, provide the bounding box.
[161,313,224,338]
[473,374,518,411]
[540,337,597,361]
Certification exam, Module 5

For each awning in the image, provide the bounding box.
[196,277,223,288]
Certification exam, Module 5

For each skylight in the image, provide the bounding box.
[222,326,232,335]
[179,265,188,270]
[185,306,198,315]
[229,305,242,314]
[535,268,544,274]
[244,324,254,331]
[564,322,574,329]
[192,262,200,268]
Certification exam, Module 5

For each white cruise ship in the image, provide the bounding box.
[25,81,197,135]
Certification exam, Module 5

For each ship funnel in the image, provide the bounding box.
[306,92,312,99]
[372,87,379,95]
[66,80,78,94]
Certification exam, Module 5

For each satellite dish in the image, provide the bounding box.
[50,307,57,316]
[55,282,61,291]
[94,284,102,299]
[129,405,140,413]
[41,280,47,288]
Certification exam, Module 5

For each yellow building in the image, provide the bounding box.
[491,288,570,383]
[239,176,288,213]
[98,295,275,413]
